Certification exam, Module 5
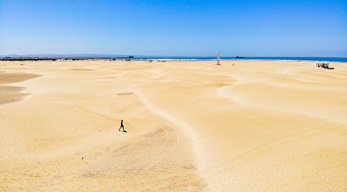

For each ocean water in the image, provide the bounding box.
[135,56,347,62]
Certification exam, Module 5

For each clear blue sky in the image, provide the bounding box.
[1,0,346,57]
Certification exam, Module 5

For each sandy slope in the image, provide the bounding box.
[0,59,346,191]
[0,71,41,104]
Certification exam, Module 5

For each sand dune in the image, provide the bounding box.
[0,59,346,191]
[0,71,41,104]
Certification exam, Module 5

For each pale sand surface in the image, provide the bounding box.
[0,59,346,191]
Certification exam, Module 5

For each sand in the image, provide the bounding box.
[0,71,41,104]
[0,59,346,191]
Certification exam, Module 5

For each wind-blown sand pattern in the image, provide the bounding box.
[0,71,41,104]
[0,59,346,191]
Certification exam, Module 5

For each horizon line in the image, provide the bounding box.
[1,54,347,58]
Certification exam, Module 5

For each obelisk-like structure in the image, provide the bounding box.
[217,52,221,65]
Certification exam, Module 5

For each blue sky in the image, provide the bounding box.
[1,0,346,57]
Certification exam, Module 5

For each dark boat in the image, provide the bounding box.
[236,56,246,58]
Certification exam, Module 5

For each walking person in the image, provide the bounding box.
[119,119,126,132]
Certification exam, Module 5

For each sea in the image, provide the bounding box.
[134,57,347,62]
[2,55,346,62]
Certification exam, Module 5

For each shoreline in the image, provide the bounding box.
[1,58,347,63]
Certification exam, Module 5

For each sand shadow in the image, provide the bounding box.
[0,71,41,104]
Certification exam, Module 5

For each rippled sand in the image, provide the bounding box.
[1,59,346,191]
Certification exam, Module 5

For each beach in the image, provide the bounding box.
[1,59,346,191]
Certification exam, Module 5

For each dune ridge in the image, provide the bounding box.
[0,71,41,104]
